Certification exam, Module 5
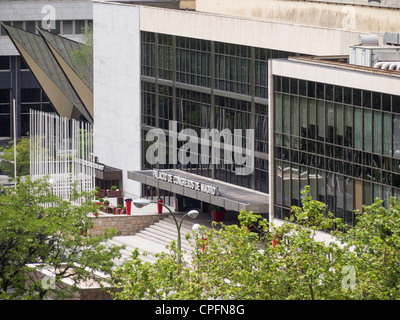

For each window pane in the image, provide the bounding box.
[50,20,60,34]
[354,108,362,150]
[0,56,10,70]
[394,115,400,159]
[282,94,290,134]
[13,21,23,29]
[317,170,325,203]
[344,106,353,147]
[383,113,392,156]
[0,115,10,137]
[0,24,7,36]
[275,93,282,133]
[75,20,85,34]
[291,96,299,136]
[326,102,334,143]
[336,174,344,222]
[345,177,353,226]
[0,89,10,103]
[283,161,291,207]
[300,97,307,137]
[309,168,317,200]
[24,21,35,33]
[363,181,372,206]
[63,20,73,34]
[364,109,372,152]
[336,104,343,145]
[276,160,282,205]
[21,88,40,103]
[373,111,382,154]
[317,100,325,141]
[308,99,316,138]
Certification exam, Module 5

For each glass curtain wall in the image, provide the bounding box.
[274,75,400,227]
[140,31,299,193]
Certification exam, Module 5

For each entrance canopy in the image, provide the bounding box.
[127,169,269,213]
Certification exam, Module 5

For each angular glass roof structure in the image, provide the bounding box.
[0,22,93,123]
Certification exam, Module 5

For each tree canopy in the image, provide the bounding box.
[0,137,30,177]
[111,186,400,300]
[0,176,123,300]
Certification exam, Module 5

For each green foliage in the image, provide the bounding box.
[72,25,93,78]
[0,137,30,177]
[0,176,124,299]
[111,186,400,300]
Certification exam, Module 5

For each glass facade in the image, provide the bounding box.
[140,31,298,193]
[0,56,56,138]
[273,76,400,226]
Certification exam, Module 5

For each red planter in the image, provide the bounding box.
[212,209,226,222]
[157,199,163,214]
[106,190,121,198]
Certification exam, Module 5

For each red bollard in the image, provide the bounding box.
[157,198,163,214]
[125,198,132,215]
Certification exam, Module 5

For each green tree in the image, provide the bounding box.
[0,137,30,177]
[0,176,124,300]
[72,24,93,78]
[337,197,400,299]
[111,186,400,300]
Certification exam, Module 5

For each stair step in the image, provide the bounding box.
[138,229,193,251]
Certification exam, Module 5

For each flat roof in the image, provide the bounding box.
[128,169,269,213]
[289,55,400,78]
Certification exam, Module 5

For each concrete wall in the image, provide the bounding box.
[0,1,92,21]
[93,2,142,197]
[196,0,400,34]
[89,214,165,236]
[139,5,362,55]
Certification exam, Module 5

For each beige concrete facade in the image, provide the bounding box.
[139,5,363,55]
[196,0,400,34]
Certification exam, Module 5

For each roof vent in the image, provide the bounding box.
[383,32,400,46]
[358,34,379,46]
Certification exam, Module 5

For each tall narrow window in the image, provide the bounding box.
[363,109,372,152]
[317,100,325,141]
[383,113,392,157]
[317,170,325,203]
[373,111,382,154]
[336,174,344,222]
[300,97,307,138]
[275,93,282,133]
[326,102,334,143]
[354,108,362,150]
[336,104,343,145]
[394,115,400,159]
[344,106,353,147]
[292,164,299,206]
[283,161,291,207]
[308,99,316,139]
[282,95,290,134]
[344,177,353,226]
[291,96,299,137]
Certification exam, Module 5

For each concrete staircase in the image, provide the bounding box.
[107,215,199,265]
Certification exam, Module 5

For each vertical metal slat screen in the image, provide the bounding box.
[30,110,94,204]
